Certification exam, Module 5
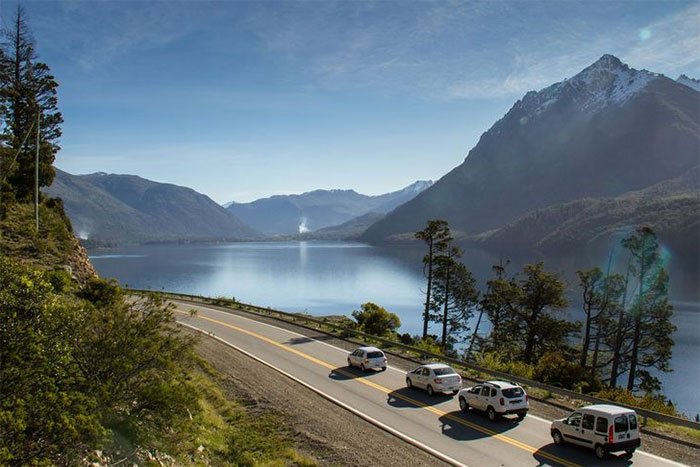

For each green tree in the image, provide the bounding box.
[0,258,104,465]
[0,6,62,201]
[483,262,577,363]
[620,227,675,391]
[351,302,401,337]
[431,253,478,350]
[576,267,625,372]
[415,220,451,338]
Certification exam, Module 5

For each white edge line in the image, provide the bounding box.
[174,300,692,467]
[178,320,469,467]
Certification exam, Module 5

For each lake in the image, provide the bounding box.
[88,241,699,418]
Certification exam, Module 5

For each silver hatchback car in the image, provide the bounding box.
[347,346,387,372]
[406,363,462,396]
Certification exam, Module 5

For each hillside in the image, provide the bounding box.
[471,167,700,258]
[226,180,432,236]
[296,211,386,240]
[361,55,699,245]
[44,170,260,244]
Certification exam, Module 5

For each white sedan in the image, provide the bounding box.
[406,363,462,396]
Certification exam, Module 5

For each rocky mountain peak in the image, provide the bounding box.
[506,55,659,125]
[677,74,700,92]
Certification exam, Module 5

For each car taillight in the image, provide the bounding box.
[434,378,443,384]
[499,397,505,406]
[608,424,614,444]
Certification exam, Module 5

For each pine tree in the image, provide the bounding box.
[621,227,675,391]
[415,219,451,338]
[0,6,62,201]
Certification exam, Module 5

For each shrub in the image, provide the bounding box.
[595,387,679,416]
[351,302,401,337]
[534,352,589,390]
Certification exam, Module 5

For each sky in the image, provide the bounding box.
[1,0,698,203]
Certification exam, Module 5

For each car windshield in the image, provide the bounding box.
[433,367,456,376]
[502,387,524,398]
[367,351,383,358]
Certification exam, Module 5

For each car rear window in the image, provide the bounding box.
[614,415,629,433]
[433,367,456,376]
[502,387,524,398]
[367,351,384,358]
[628,414,638,430]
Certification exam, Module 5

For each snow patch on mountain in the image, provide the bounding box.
[511,55,659,119]
[677,74,700,92]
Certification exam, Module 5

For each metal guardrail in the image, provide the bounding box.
[129,288,700,431]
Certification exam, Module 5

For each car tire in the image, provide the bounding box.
[451,390,459,396]
[487,406,497,421]
[517,413,526,421]
[427,385,435,397]
[459,397,470,412]
[360,363,366,372]
[381,367,387,372]
[625,449,635,457]
[347,358,352,368]
[595,444,606,460]
[552,430,563,446]
[406,377,413,388]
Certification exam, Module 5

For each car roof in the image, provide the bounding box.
[356,346,383,352]
[423,363,455,370]
[579,404,636,415]
[484,380,521,389]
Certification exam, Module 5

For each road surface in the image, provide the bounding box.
[171,300,687,467]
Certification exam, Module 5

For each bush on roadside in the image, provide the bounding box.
[595,387,679,417]
[351,302,401,338]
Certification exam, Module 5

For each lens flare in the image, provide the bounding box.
[639,28,652,42]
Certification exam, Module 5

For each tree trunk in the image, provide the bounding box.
[422,238,433,339]
[441,260,451,348]
[627,237,648,391]
[467,308,484,360]
[610,255,632,387]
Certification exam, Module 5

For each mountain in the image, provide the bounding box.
[226,180,432,236]
[677,74,700,92]
[471,167,699,258]
[44,170,260,244]
[297,211,386,240]
[362,55,700,243]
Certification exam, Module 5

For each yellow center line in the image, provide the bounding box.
[175,306,580,467]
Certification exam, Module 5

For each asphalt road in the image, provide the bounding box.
[171,300,687,467]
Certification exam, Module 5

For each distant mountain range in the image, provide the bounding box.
[361,55,699,258]
[225,180,432,236]
[44,170,260,244]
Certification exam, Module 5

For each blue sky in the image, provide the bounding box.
[3,1,699,203]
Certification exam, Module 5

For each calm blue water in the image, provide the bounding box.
[88,241,700,418]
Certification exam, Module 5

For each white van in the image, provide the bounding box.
[550,404,641,460]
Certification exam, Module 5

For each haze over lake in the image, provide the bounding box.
[89,241,699,418]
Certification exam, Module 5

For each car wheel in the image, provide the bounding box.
[360,363,366,372]
[427,385,435,396]
[625,449,635,457]
[347,358,352,368]
[459,397,470,412]
[517,413,526,421]
[406,377,413,388]
[487,406,497,421]
[552,430,563,446]
[381,366,387,372]
[595,444,606,460]
[451,390,459,396]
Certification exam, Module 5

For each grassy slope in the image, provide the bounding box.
[1,199,317,466]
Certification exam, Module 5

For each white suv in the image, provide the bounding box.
[406,363,462,396]
[458,381,529,421]
[550,405,641,460]
[347,346,387,372]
